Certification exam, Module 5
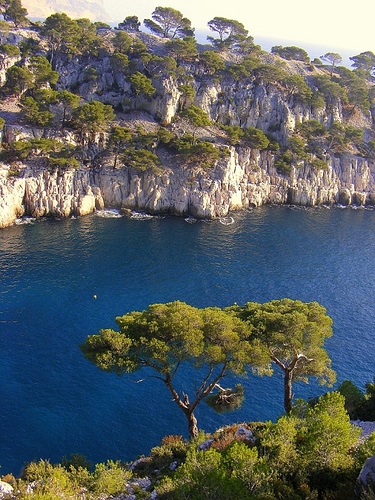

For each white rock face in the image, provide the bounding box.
[0,480,13,498]
[0,167,25,227]
[1,150,375,228]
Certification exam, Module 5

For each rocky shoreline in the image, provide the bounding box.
[1,148,375,229]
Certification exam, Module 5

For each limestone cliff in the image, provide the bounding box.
[1,30,375,228]
[1,149,375,228]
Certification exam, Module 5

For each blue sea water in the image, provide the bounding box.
[1,205,375,475]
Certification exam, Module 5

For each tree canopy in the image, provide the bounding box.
[80,301,269,439]
[271,45,309,63]
[321,52,342,76]
[229,298,336,413]
[144,7,194,39]
[207,17,249,51]
[70,101,114,143]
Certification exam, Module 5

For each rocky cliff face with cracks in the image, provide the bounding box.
[1,30,375,228]
[1,148,375,228]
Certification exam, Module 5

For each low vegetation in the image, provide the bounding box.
[2,389,375,499]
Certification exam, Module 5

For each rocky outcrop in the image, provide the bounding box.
[0,480,13,498]
[1,149,375,228]
[53,49,354,144]
[0,165,104,227]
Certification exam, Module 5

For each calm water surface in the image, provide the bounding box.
[1,206,375,474]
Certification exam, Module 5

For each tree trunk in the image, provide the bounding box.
[186,410,198,440]
[284,370,293,413]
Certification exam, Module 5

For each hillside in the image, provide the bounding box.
[0,13,375,227]
[22,0,111,21]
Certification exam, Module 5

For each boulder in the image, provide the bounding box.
[358,454,375,497]
[0,481,13,498]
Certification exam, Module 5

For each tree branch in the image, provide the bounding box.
[195,363,214,398]
[270,354,286,372]
[190,362,228,413]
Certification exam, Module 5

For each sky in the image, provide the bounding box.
[102,0,375,64]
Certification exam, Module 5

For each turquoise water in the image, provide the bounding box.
[1,206,375,474]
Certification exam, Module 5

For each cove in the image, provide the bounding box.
[1,205,375,475]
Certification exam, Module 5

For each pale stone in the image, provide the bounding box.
[0,480,13,497]
[1,149,375,228]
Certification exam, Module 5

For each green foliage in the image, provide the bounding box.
[350,50,375,78]
[172,134,224,167]
[258,392,361,498]
[314,74,347,108]
[321,52,342,76]
[181,105,211,128]
[144,7,194,39]
[80,301,269,439]
[157,127,174,145]
[28,55,59,89]
[4,0,28,27]
[135,435,189,477]
[41,13,80,63]
[129,37,149,59]
[0,19,10,35]
[287,135,308,160]
[117,15,140,32]
[158,445,251,499]
[91,461,131,496]
[282,74,312,102]
[2,137,80,169]
[129,71,156,101]
[57,89,80,126]
[261,415,300,477]
[199,50,225,74]
[310,90,326,110]
[309,158,329,170]
[272,45,309,63]
[334,67,371,114]
[112,30,132,54]
[94,21,110,30]
[338,379,365,419]
[12,389,369,500]
[177,84,195,109]
[275,152,293,175]
[180,105,211,144]
[296,119,326,141]
[265,134,280,152]
[358,378,375,421]
[70,101,114,142]
[221,54,259,82]
[299,392,360,496]
[0,43,19,69]
[4,64,33,95]
[61,453,92,471]
[221,124,244,145]
[242,127,270,150]
[253,64,288,85]
[145,54,177,78]
[121,148,162,174]
[75,18,103,57]
[326,123,363,154]
[205,383,245,413]
[207,17,249,52]
[165,36,197,62]
[20,95,54,127]
[110,52,129,75]
[231,299,336,413]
